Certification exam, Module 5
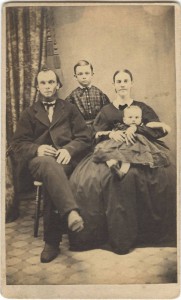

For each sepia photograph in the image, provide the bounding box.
[1,1,180,299]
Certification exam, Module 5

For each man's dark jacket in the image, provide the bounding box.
[11,98,91,191]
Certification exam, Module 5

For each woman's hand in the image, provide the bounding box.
[146,121,171,133]
[109,130,126,142]
[125,125,137,145]
[161,123,171,133]
[95,131,111,139]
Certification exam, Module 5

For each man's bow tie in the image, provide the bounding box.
[118,104,128,110]
[43,100,56,108]
[42,100,56,123]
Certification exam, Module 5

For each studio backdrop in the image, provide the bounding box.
[5,4,176,223]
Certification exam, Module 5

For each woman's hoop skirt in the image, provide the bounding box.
[69,152,172,253]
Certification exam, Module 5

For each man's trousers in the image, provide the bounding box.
[29,156,78,246]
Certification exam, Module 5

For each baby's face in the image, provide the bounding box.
[123,108,142,126]
[75,65,93,87]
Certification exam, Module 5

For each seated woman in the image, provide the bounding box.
[69,69,172,255]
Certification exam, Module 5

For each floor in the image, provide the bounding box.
[5,196,178,285]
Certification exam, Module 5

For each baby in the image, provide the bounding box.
[93,105,170,179]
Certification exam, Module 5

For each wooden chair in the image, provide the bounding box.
[33,181,67,237]
[33,181,43,237]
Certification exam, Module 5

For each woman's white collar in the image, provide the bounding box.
[113,97,133,109]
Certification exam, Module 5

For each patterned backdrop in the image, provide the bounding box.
[6,6,61,222]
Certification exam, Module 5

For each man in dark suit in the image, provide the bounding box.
[12,68,91,263]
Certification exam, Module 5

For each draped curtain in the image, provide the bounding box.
[6,6,61,222]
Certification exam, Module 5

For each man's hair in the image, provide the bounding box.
[74,60,94,74]
[113,69,133,83]
[124,105,142,116]
[35,67,62,88]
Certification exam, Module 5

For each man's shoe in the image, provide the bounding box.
[113,249,129,255]
[40,243,60,263]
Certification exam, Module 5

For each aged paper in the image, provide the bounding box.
[1,1,180,299]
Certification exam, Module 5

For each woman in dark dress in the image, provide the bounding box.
[69,69,171,254]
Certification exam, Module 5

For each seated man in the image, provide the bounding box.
[11,67,91,263]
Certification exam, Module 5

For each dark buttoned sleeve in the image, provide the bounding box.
[63,105,91,158]
[11,109,39,162]
[137,125,167,140]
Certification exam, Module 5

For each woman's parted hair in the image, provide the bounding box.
[113,69,133,83]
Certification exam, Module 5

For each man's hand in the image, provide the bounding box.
[56,149,71,164]
[109,130,125,142]
[37,145,57,157]
[125,125,137,145]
